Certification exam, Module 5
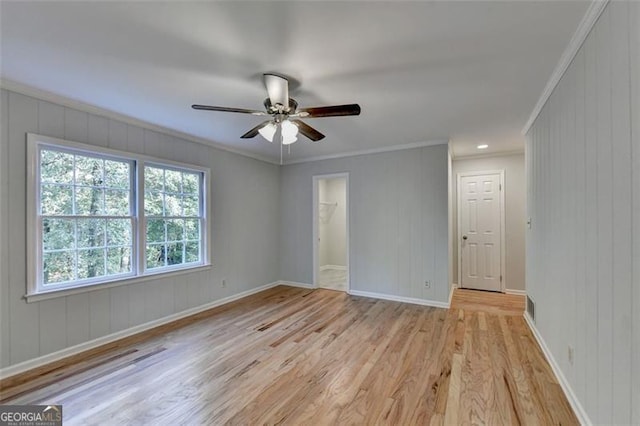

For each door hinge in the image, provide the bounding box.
[500,275,503,282]
[499,184,502,191]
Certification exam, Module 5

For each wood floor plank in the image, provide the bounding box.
[0,287,578,425]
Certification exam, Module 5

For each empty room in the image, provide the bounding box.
[0,1,638,425]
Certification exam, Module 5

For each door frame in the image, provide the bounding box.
[312,172,350,291]
[456,169,506,292]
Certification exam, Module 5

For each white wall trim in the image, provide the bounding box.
[319,265,347,272]
[448,284,456,306]
[278,280,315,289]
[0,281,281,380]
[285,139,449,165]
[505,289,527,296]
[521,0,609,135]
[348,289,450,309]
[452,149,524,161]
[0,78,279,165]
[523,312,592,426]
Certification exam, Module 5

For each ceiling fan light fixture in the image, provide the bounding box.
[280,119,299,145]
[258,122,277,142]
[282,134,297,145]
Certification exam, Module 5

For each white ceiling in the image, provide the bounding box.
[0,1,589,163]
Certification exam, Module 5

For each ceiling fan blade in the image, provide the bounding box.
[192,104,266,115]
[263,73,289,107]
[292,120,325,142]
[240,120,271,139]
[298,104,361,118]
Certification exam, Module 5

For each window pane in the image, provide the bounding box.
[75,156,104,187]
[144,166,164,191]
[165,170,182,193]
[185,219,199,241]
[43,251,74,284]
[183,173,199,194]
[166,219,184,242]
[43,218,75,251]
[77,218,105,248]
[167,242,184,265]
[146,244,165,269]
[41,150,73,184]
[75,187,105,215]
[145,191,163,216]
[105,189,130,216]
[104,160,130,189]
[146,219,165,244]
[77,248,105,279]
[107,247,132,275]
[164,193,181,216]
[185,241,200,263]
[41,184,73,215]
[182,195,199,217]
[107,219,131,246]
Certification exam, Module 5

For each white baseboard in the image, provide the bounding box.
[348,289,449,309]
[505,289,527,296]
[523,312,592,426]
[0,281,281,380]
[319,265,347,272]
[448,285,455,306]
[278,280,315,289]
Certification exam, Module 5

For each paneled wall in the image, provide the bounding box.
[0,89,281,369]
[525,2,639,424]
[280,144,449,303]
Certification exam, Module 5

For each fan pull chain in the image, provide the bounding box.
[280,138,283,165]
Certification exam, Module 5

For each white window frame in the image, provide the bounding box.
[26,133,211,302]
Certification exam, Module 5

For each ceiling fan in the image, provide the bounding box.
[192,73,361,146]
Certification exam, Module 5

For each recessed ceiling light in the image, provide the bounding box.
[477,144,489,149]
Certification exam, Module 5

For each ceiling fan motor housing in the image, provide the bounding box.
[264,98,298,115]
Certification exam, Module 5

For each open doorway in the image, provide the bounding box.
[313,173,349,292]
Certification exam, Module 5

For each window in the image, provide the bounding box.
[144,165,203,270]
[27,133,210,299]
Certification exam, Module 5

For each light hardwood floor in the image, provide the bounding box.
[0,286,576,425]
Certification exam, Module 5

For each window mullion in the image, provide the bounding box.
[136,160,146,276]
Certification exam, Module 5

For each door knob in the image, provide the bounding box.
[462,235,468,240]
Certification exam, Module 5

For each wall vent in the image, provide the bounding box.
[526,295,535,322]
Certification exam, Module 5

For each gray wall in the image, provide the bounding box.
[525,2,639,424]
[452,153,525,291]
[280,144,450,303]
[0,89,281,369]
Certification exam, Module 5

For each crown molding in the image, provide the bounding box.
[283,139,449,165]
[521,0,609,136]
[0,78,280,165]
[452,149,524,161]
[0,78,448,167]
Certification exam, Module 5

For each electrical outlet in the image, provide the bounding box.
[424,280,431,289]
[222,279,227,288]
[568,345,574,365]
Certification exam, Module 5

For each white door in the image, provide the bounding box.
[459,172,503,292]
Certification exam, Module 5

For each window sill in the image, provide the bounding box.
[24,264,213,303]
